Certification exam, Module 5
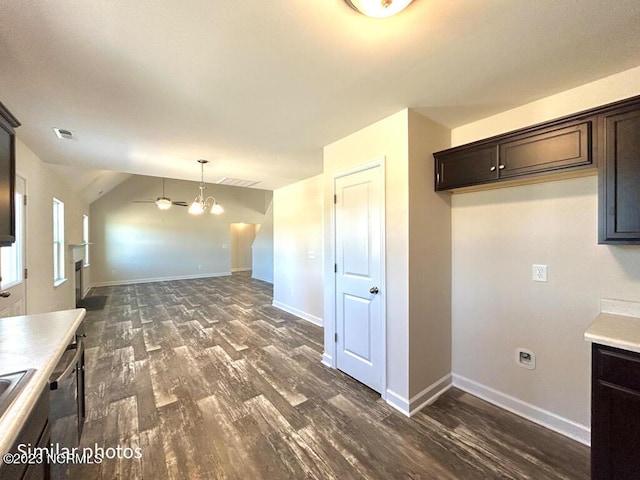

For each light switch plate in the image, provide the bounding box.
[532,264,548,282]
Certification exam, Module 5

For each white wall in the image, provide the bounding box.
[407,111,452,401]
[323,110,410,399]
[252,201,274,284]
[90,175,271,285]
[273,175,323,325]
[450,65,640,444]
[15,138,90,313]
[323,110,452,412]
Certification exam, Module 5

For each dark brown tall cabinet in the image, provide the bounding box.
[599,101,640,244]
[591,344,640,479]
[0,102,19,246]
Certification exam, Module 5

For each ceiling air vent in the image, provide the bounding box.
[53,128,74,140]
[216,177,260,188]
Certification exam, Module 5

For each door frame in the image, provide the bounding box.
[1,172,27,316]
[326,157,387,399]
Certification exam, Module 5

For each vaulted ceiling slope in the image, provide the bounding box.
[1,0,639,199]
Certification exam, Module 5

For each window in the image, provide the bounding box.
[83,214,89,267]
[53,198,65,286]
[1,188,24,289]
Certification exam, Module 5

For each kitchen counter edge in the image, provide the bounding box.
[0,308,86,459]
[584,312,640,354]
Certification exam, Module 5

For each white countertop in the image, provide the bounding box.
[0,308,86,459]
[584,312,640,354]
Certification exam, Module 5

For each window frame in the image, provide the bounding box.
[53,197,65,286]
[82,214,89,267]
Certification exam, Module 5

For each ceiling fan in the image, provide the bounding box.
[133,178,188,210]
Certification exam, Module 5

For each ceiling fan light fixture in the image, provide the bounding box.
[155,197,172,210]
[344,0,413,18]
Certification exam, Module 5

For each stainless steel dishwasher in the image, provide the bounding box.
[49,324,85,478]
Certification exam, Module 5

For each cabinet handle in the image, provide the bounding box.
[490,166,496,172]
[498,164,505,170]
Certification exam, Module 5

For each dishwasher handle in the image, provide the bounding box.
[50,338,83,391]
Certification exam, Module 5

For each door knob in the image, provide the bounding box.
[369,286,379,294]
[0,291,10,298]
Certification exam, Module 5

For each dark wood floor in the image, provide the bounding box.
[67,272,590,479]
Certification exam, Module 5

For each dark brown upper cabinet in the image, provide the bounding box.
[0,102,20,247]
[599,101,640,244]
[436,145,498,190]
[434,117,595,193]
[499,121,591,179]
[434,94,640,245]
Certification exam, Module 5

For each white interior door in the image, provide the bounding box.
[0,175,26,317]
[335,164,384,393]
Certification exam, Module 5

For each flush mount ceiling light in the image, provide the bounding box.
[189,159,224,216]
[344,0,414,18]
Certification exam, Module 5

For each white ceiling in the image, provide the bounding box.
[1,0,639,202]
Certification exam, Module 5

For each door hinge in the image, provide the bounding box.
[24,268,28,279]
[23,195,27,206]
[334,332,338,343]
[334,263,337,273]
[334,194,337,204]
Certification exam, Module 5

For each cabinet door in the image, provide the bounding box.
[0,120,15,246]
[499,121,592,178]
[593,381,640,479]
[599,108,640,244]
[592,345,640,480]
[0,386,49,480]
[435,145,498,191]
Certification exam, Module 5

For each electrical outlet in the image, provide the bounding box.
[532,264,547,282]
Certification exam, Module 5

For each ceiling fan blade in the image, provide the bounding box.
[172,201,189,207]
[133,200,155,203]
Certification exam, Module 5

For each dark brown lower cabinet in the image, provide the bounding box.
[592,344,640,479]
[0,385,50,480]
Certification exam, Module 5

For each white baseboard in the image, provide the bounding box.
[322,353,333,368]
[91,272,231,288]
[272,300,323,326]
[385,389,411,416]
[409,374,452,414]
[251,273,273,284]
[231,267,252,272]
[452,373,591,446]
[385,374,452,417]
